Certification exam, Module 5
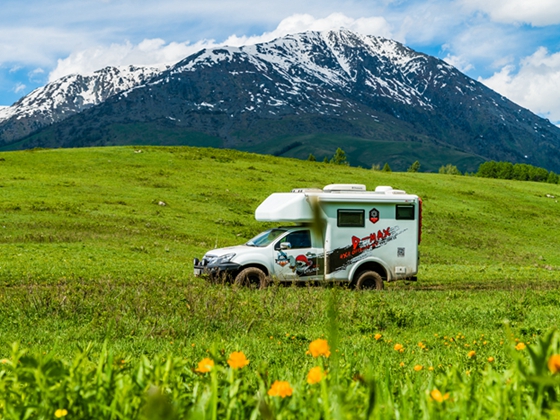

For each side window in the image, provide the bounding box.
[276,230,312,249]
[396,205,415,220]
[337,209,365,227]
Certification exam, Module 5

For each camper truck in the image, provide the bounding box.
[193,184,422,289]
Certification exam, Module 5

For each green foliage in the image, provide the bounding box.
[438,164,462,175]
[307,153,316,162]
[407,160,421,173]
[382,163,392,172]
[329,148,349,165]
[477,160,559,184]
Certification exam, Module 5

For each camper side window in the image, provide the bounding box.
[337,210,365,227]
[396,205,415,220]
[276,230,312,249]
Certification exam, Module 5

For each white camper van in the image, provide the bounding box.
[193,184,422,289]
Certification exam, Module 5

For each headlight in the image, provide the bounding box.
[206,253,236,265]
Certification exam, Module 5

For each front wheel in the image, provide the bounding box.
[355,271,384,290]
[234,267,269,289]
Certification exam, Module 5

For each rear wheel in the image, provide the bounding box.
[234,267,269,289]
[355,271,384,290]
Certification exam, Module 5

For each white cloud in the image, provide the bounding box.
[49,39,211,81]
[461,0,560,26]
[479,47,560,124]
[443,54,474,72]
[49,13,393,81]
[13,83,26,94]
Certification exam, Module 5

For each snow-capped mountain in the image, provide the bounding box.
[0,65,159,142]
[2,29,560,172]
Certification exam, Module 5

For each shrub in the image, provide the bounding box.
[438,164,461,175]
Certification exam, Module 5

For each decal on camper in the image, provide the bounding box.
[276,250,320,277]
[369,208,379,224]
[326,226,407,274]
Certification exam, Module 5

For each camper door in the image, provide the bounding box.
[272,229,323,281]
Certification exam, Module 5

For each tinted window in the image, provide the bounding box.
[337,210,365,227]
[276,230,312,249]
[396,205,415,220]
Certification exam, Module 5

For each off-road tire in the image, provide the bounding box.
[234,267,269,289]
[355,271,384,290]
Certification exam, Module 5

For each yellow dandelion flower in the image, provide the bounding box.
[54,409,68,418]
[467,350,476,358]
[307,366,323,384]
[374,333,382,340]
[268,380,293,397]
[227,351,249,369]
[548,354,560,374]
[308,339,331,358]
[394,343,404,351]
[399,362,405,367]
[488,357,495,363]
[428,366,434,371]
[515,342,526,351]
[430,389,449,403]
[466,370,471,376]
[414,365,423,371]
[195,357,214,373]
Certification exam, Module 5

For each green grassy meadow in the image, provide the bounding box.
[1,146,560,418]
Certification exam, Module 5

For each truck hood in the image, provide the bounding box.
[204,245,254,258]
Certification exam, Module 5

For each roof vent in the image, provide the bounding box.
[323,184,366,192]
[374,186,393,193]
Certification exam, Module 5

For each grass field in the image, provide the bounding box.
[0,146,559,418]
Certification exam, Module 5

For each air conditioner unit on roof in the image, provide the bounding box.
[323,184,366,192]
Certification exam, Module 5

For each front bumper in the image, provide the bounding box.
[193,258,241,279]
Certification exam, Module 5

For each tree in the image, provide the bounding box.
[438,164,461,175]
[307,153,316,162]
[477,161,498,178]
[322,156,329,163]
[407,160,421,173]
[330,148,349,165]
[382,163,392,172]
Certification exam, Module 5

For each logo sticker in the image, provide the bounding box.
[369,208,379,224]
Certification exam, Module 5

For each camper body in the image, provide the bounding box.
[193,184,421,288]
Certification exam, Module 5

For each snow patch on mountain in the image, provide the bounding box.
[0,65,159,125]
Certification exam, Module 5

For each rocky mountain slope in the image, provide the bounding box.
[0,65,160,143]
[2,29,560,172]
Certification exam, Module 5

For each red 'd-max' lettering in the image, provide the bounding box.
[352,228,392,251]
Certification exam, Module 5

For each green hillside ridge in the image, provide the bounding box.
[3,121,488,172]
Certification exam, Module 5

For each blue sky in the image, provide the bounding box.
[2,0,560,124]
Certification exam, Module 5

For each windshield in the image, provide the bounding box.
[246,228,287,247]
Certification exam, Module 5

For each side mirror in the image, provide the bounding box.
[280,242,292,250]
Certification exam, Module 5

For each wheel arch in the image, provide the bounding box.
[236,263,270,277]
[350,260,389,286]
